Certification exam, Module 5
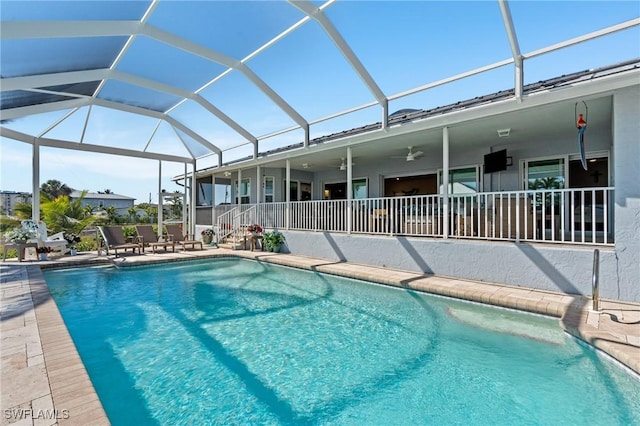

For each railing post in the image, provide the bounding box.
[592,249,600,311]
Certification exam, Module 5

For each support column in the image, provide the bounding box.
[442,127,450,239]
[237,169,242,205]
[191,161,197,237]
[182,163,187,232]
[256,165,261,204]
[286,159,291,230]
[346,146,353,234]
[211,175,216,228]
[158,160,163,237]
[32,140,40,221]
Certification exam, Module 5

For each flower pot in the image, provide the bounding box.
[202,235,212,244]
[70,249,77,256]
[39,253,48,261]
[272,244,281,253]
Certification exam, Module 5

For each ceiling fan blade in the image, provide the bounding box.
[414,150,424,157]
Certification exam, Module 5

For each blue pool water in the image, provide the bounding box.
[44,258,639,425]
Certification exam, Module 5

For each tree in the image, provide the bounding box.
[40,191,94,234]
[83,204,97,216]
[169,196,183,218]
[11,202,33,220]
[105,205,118,223]
[40,180,72,199]
[127,206,138,224]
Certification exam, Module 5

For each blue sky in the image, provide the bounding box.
[1,0,639,204]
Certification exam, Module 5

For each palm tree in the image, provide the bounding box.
[105,205,118,223]
[169,196,183,218]
[127,206,138,224]
[40,180,72,199]
[40,191,94,234]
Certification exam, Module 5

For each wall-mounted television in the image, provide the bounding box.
[484,149,507,174]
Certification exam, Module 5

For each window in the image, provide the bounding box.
[196,178,212,206]
[264,176,274,203]
[525,158,565,191]
[352,178,368,199]
[235,178,250,204]
[439,167,479,195]
[323,178,367,200]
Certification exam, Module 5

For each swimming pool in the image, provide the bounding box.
[44,258,640,425]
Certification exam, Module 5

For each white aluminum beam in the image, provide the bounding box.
[111,71,257,145]
[90,98,219,156]
[289,0,389,128]
[0,127,193,163]
[498,0,523,101]
[0,20,141,39]
[0,98,89,121]
[523,18,640,59]
[141,25,309,138]
[1,69,111,92]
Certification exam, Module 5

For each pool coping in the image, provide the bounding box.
[2,248,639,425]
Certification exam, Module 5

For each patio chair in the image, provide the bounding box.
[98,226,143,257]
[135,225,175,254]
[21,220,68,254]
[165,224,203,251]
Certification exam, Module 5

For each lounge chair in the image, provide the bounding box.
[164,224,203,250]
[21,220,68,254]
[135,225,175,254]
[98,226,143,257]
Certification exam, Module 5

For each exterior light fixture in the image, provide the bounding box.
[223,171,232,177]
[497,128,510,138]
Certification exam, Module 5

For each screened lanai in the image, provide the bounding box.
[1,0,639,236]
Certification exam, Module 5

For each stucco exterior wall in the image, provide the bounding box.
[281,230,626,301]
[613,86,640,302]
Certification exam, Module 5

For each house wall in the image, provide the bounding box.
[612,86,640,302]
[280,231,623,300]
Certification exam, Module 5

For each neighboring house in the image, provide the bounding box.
[0,191,31,216]
[70,190,135,216]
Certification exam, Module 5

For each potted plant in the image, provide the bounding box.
[6,228,35,244]
[200,228,215,245]
[247,224,263,235]
[262,231,286,253]
[36,246,52,261]
[64,233,81,255]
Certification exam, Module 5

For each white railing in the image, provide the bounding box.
[206,187,613,246]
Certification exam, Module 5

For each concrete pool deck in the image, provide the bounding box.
[2,247,639,425]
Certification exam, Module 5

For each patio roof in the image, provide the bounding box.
[1,1,639,169]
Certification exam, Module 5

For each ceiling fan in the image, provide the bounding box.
[336,157,355,170]
[393,146,424,162]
